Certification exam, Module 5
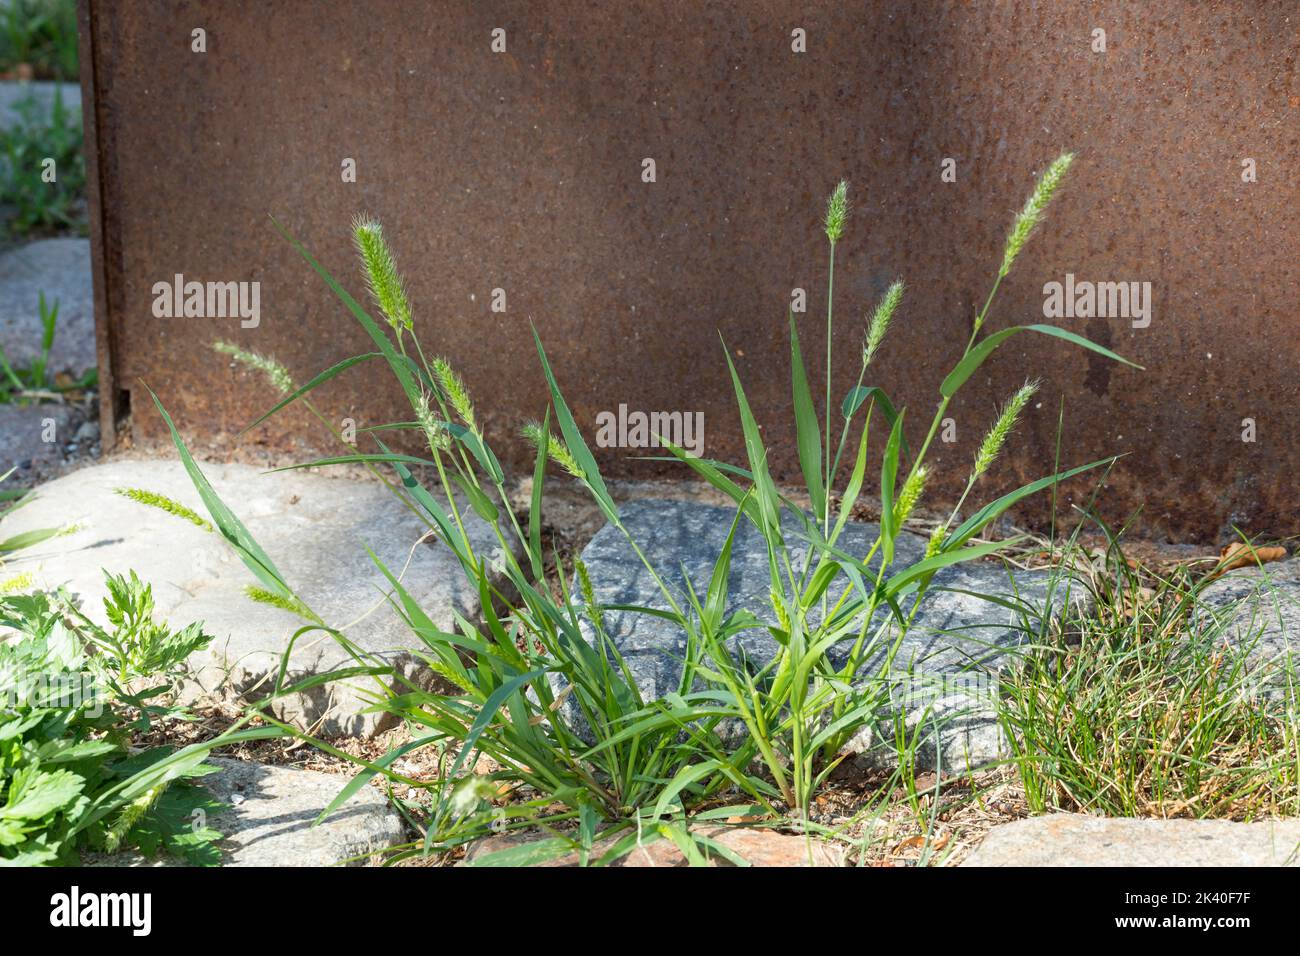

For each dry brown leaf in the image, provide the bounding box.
[892,833,950,854]
[1217,542,1287,573]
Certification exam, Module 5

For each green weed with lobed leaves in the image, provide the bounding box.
[0,570,281,865]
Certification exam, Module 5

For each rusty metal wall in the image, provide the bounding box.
[80,1,1298,542]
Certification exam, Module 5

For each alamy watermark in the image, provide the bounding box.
[49,886,151,936]
[1,666,101,717]
[1042,273,1151,328]
[151,274,261,328]
[595,404,704,457]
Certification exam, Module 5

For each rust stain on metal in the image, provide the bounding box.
[81,1,1300,542]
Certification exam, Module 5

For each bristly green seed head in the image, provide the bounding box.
[864,280,904,367]
[415,391,451,453]
[0,572,34,594]
[213,340,293,394]
[114,487,213,531]
[104,784,163,854]
[824,180,849,244]
[895,466,927,525]
[244,584,318,622]
[999,152,1074,278]
[973,380,1040,479]
[352,214,413,333]
[925,525,946,559]
[432,357,476,429]
[576,558,604,630]
[522,420,584,478]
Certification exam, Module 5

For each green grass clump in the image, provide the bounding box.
[0,0,78,82]
[0,86,85,236]
[149,154,1143,865]
[1001,529,1300,821]
[0,292,94,404]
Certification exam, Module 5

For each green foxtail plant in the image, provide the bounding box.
[152,153,1139,863]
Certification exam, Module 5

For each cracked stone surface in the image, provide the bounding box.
[1196,558,1300,698]
[963,814,1300,866]
[0,458,510,736]
[95,757,405,867]
[0,238,95,375]
[567,499,1088,771]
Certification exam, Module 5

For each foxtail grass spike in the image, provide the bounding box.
[824,180,849,244]
[213,340,293,394]
[244,585,318,622]
[432,357,476,429]
[522,420,584,478]
[416,391,452,453]
[114,487,213,531]
[925,525,946,559]
[864,280,904,367]
[974,381,1039,479]
[352,215,413,332]
[999,153,1074,278]
[895,466,928,525]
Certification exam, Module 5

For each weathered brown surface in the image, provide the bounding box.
[81,1,1298,542]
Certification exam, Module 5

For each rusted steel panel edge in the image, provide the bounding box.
[76,0,119,451]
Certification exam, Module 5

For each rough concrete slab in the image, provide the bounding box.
[0,80,80,128]
[1197,558,1300,697]
[464,825,845,867]
[0,238,95,374]
[0,458,510,736]
[963,813,1300,866]
[96,757,405,867]
[568,499,1087,770]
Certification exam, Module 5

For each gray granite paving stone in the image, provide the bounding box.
[0,80,80,128]
[95,757,405,867]
[0,459,512,736]
[963,814,1300,866]
[0,238,95,374]
[0,402,73,469]
[567,499,1088,770]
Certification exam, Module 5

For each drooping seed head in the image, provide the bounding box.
[824,180,849,244]
[244,584,317,622]
[432,356,476,429]
[114,487,213,531]
[973,380,1040,479]
[522,420,584,478]
[213,340,293,394]
[352,214,413,332]
[999,152,1074,278]
[864,280,904,367]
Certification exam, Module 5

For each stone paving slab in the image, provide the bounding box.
[568,499,1088,770]
[1197,558,1300,697]
[0,458,509,736]
[0,238,95,374]
[0,80,80,129]
[0,402,73,469]
[94,757,405,867]
[963,813,1300,866]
